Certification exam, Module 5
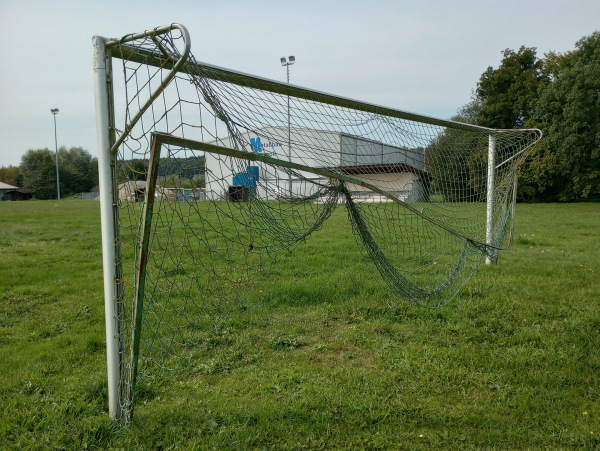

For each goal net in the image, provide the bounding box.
[93,24,541,422]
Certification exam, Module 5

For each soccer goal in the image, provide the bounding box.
[93,24,541,422]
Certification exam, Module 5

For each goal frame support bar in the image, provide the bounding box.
[93,34,122,421]
[125,132,163,424]
[107,24,542,138]
[486,135,497,265]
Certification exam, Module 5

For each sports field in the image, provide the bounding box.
[0,200,598,449]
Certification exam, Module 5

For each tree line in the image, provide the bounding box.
[0,147,98,199]
[431,31,599,202]
[118,156,205,185]
[0,149,207,200]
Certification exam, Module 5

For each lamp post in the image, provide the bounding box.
[280,56,295,197]
[51,108,61,199]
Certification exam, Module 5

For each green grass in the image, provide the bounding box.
[0,200,599,449]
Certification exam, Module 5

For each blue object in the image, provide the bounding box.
[250,137,262,152]
[248,165,260,182]
[232,166,260,187]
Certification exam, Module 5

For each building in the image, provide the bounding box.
[118,180,205,202]
[205,126,426,202]
[118,180,147,202]
[0,182,18,201]
[0,182,32,201]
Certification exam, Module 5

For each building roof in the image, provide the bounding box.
[0,181,19,190]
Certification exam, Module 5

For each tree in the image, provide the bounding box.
[513,137,557,202]
[20,147,98,199]
[474,47,554,201]
[0,165,22,187]
[536,32,600,200]
[476,46,548,129]
[20,148,58,199]
[118,159,147,183]
[425,101,489,202]
[58,147,99,194]
[472,34,600,201]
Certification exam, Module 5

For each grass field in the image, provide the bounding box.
[0,200,599,449]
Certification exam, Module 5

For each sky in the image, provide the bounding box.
[1,0,599,167]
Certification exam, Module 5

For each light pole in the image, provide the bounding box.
[280,56,295,197]
[51,108,61,199]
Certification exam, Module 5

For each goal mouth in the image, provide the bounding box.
[93,23,542,422]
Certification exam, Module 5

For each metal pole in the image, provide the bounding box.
[486,134,497,265]
[51,109,61,199]
[93,35,122,420]
[287,66,292,196]
[126,133,162,423]
[281,56,295,197]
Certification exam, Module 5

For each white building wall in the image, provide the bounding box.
[343,172,425,202]
[205,127,425,201]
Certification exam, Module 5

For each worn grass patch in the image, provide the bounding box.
[0,200,599,449]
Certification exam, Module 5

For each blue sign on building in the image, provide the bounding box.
[250,137,262,152]
[250,136,282,156]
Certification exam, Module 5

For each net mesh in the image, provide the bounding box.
[100,25,541,421]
